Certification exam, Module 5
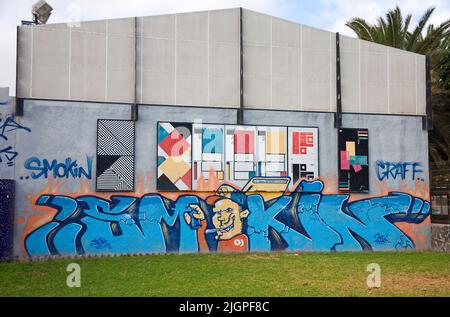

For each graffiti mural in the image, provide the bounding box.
[0,114,31,167]
[375,160,424,181]
[96,119,135,192]
[22,156,93,180]
[338,128,369,192]
[24,177,431,257]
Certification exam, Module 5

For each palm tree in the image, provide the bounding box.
[346,6,450,191]
[346,6,449,55]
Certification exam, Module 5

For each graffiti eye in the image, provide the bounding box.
[226,208,233,212]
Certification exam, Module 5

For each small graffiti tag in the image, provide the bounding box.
[395,236,414,251]
[374,233,390,244]
[0,115,31,167]
[90,237,111,250]
[0,115,31,141]
[0,146,18,167]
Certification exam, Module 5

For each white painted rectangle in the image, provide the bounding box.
[202,161,222,171]
[234,154,254,162]
[234,161,254,171]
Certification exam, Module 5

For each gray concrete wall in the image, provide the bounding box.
[5,99,431,256]
[12,100,429,192]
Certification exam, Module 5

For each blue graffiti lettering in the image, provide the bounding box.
[23,156,93,180]
[375,160,423,181]
[24,178,431,257]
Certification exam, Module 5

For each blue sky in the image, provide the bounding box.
[1,0,449,93]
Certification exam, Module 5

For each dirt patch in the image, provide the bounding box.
[367,272,450,296]
[243,254,281,260]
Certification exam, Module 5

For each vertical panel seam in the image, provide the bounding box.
[270,16,273,109]
[207,11,210,106]
[140,17,144,104]
[387,47,390,114]
[358,40,361,113]
[297,24,300,111]
[415,55,418,115]
[68,25,72,100]
[174,14,178,105]
[105,20,108,102]
[299,24,302,110]
[30,27,33,98]
[134,16,137,110]
[329,32,332,112]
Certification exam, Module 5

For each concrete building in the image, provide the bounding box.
[0,8,436,259]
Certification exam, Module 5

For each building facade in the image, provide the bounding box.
[0,8,432,259]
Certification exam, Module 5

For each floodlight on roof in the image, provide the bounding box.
[32,0,53,25]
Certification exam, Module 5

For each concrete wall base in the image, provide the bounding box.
[431,224,450,252]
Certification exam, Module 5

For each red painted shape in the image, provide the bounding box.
[300,132,314,147]
[293,132,300,154]
[181,169,192,189]
[234,130,255,154]
[340,150,350,170]
[159,130,190,156]
[353,164,362,173]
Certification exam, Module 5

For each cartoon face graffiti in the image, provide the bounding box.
[211,198,249,241]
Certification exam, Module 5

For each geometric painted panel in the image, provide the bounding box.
[157,122,320,192]
[288,127,319,185]
[192,124,224,189]
[96,119,135,192]
[256,126,287,177]
[157,122,192,191]
[225,125,257,188]
[338,128,369,192]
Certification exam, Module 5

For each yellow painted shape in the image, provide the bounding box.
[346,141,356,157]
[266,130,286,154]
[159,156,191,183]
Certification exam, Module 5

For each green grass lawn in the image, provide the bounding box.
[0,252,449,297]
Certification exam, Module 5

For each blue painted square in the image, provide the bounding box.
[202,128,224,154]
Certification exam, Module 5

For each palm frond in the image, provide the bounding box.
[406,7,435,51]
